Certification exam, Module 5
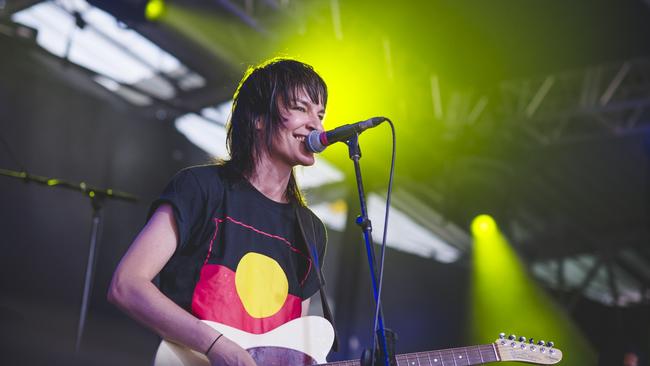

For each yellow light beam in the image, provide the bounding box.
[470,215,596,366]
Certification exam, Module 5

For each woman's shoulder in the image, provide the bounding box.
[181,164,222,178]
[176,164,229,193]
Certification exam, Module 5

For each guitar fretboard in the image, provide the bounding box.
[319,344,499,366]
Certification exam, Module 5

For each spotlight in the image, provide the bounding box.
[88,0,165,23]
[145,0,165,21]
[471,214,497,237]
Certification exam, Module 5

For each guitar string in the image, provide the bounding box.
[317,344,498,366]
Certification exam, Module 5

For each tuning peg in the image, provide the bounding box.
[508,334,516,341]
[528,338,535,344]
[537,340,545,346]
[546,341,554,348]
[518,336,526,342]
[499,333,506,339]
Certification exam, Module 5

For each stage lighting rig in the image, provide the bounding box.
[87,0,165,23]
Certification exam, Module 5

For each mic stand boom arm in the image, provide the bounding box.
[0,167,138,353]
[346,134,396,366]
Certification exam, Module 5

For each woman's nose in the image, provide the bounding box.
[307,114,323,131]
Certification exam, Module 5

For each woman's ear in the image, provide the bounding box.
[255,117,263,130]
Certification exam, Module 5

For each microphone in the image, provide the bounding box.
[305,117,386,153]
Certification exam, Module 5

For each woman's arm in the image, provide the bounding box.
[107,204,256,366]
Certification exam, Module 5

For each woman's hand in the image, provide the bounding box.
[207,336,257,366]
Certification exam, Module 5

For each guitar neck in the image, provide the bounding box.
[321,344,499,366]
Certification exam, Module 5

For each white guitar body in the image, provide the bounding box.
[154,316,335,366]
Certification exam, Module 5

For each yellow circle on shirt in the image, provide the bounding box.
[235,252,289,318]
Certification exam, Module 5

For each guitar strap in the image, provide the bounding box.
[295,205,339,352]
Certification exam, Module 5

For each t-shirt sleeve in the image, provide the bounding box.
[148,168,206,250]
[301,213,328,300]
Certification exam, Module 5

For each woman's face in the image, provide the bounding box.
[266,89,325,170]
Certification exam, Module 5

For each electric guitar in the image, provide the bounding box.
[154,316,563,366]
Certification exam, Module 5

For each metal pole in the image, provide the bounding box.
[75,197,104,353]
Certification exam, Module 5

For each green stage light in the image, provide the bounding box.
[145,0,165,21]
[471,214,497,237]
[470,219,596,365]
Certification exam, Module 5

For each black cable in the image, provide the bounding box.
[371,118,396,366]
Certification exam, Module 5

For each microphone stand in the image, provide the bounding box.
[345,135,396,366]
[0,168,138,353]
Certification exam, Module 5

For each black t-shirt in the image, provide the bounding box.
[150,165,326,334]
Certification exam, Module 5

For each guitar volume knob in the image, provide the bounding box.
[519,336,526,342]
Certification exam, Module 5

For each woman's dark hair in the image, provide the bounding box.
[223,58,328,205]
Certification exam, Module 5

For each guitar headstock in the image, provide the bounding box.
[494,333,563,365]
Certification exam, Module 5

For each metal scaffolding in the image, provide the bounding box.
[497,57,650,144]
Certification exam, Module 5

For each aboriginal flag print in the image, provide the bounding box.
[191,215,312,334]
[152,167,323,333]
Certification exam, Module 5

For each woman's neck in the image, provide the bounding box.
[247,159,292,203]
